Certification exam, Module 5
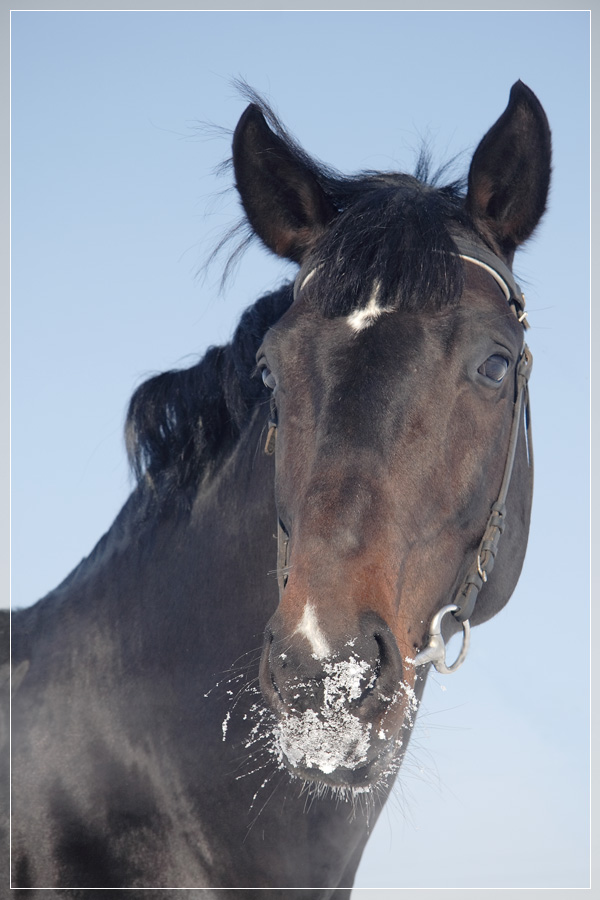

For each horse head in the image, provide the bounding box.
[232,82,550,792]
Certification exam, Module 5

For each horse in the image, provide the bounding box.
[3,80,551,897]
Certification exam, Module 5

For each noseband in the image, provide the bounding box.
[264,239,533,676]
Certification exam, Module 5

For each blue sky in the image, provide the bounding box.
[11,10,590,891]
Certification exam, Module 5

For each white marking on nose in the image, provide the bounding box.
[296,603,332,659]
[347,280,393,333]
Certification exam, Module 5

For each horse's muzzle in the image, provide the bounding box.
[259,612,409,786]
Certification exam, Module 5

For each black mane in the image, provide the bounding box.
[127,96,474,496]
[125,284,292,498]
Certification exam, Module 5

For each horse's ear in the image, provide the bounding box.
[466,81,551,257]
[232,104,337,263]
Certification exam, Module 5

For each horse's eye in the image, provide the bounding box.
[261,367,277,391]
[478,354,509,383]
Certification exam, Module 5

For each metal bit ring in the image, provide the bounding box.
[413,604,471,674]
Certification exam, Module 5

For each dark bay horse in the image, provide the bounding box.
[3,81,551,896]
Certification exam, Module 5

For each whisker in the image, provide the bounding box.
[244,771,287,839]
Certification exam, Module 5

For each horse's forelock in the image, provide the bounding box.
[303,174,470,318]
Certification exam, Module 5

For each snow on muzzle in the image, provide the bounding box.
[259,610,416,786]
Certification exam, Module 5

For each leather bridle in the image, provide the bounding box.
[264,238,533,675]
[412,239,533,673]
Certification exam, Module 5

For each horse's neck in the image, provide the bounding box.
[12,410,380,888]
[15,409,278,677]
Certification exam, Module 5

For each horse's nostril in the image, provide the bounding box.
[368,625,403,697]
[374,630,390,664]
[260,613,404,723]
